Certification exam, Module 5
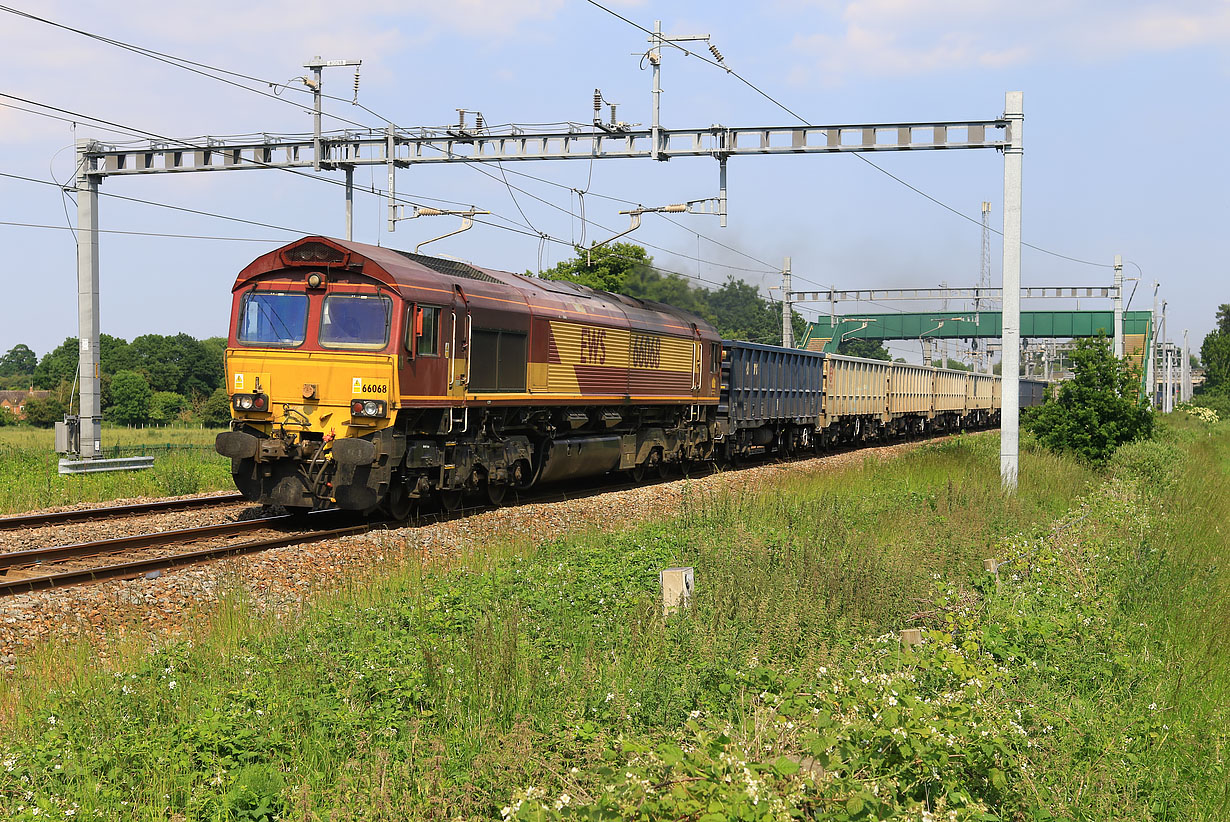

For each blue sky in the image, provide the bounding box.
[1,0,1226,363]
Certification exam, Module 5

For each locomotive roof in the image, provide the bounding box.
[236,236,715,333]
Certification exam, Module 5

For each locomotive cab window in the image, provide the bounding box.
[406,305,441,357]
[237,291,308,347]
[319,294,392,349]
[710,343,720,372]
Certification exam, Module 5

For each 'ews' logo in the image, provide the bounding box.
[631,334,661,369]
[580,328,607,364]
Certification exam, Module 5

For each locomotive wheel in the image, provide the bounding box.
[439,488,464,512]
[484,480,508,507]
[630,463,648,483]
[381,483,414,521]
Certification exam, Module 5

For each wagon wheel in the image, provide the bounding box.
[439,488,464,512]
[646,448,665,479]
[630,463,649,484]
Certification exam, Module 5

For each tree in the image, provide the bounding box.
[707,279,779,344]
[0,407,17,427]
[107,370,152,425]
[1022,335,1152,465]
[1217,303,1230,335]
[539,242,654,293]
[22,395,66,428]
[149,391,187,423]
[540,244,800,346]
[198,387,233,427]
[1200,330,1230,394]
[33,337,79,390]
[0,344,37,377]
[837,338,891,361]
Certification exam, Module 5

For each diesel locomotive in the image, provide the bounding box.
[216,236,1027,517]
[215,236,722,518]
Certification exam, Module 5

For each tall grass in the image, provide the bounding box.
[0,425,231,514]
[0,434,1101,820]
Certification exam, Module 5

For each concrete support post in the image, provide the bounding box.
[1112,255,1123,358]
[75,140,102,460]
[1161,302,1171,412]
[386,127,397,232]
[650,20,662,161]
[1182,330,1192,402]
[310,61,323,172]
[1165,345,1173,412]
[781,257,793,348]
[345,165,354,240]
[1147,285,1158,407]
[999,91,1024,492]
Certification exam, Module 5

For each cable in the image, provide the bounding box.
[585,0,1113,270]
[0,220,278,241]
[0,100,144,138]
[0,3,781,279]
[5,85,768,294]
[0,170,310,234]
[0,4,380,132]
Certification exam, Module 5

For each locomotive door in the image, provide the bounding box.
[690,324,703,396]
[448,285,470,400]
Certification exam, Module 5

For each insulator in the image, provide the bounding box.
[352,69,360,102]
[475,112,484,131]
[708,43,725,63]
[457,109,466,128]
[663,204,688,213]
[593,89,602,114]
[609,104,617,124]
[416,207,445,217]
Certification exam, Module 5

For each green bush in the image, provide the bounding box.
[20,395,65,427]
[1107,438,1182,492]
[1023,335,1153,465]
[1190,389,1230,419]
[107,370,153,425]
[149,390,187,423]
[198,387,232,427]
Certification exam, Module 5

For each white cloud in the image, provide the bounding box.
[785,0,1230,83]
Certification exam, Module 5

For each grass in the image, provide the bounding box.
[0,420,1225,820]
[0,425,232,515]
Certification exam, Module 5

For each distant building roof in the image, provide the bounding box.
[0,390,49,404]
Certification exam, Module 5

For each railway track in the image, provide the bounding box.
[0,493,248,531]
[0,430,977,599]
[0,513,368,597]
[0,471,667,598]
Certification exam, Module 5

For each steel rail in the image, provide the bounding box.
[0,524,370,597]
[0,493,248,531]
[0,514,295,573]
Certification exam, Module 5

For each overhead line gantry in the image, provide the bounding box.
[68,80,1025,486]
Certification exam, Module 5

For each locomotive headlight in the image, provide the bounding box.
[237,395,254,410]
[350,399,387,418]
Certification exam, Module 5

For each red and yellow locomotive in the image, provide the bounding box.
[215,236,722,517]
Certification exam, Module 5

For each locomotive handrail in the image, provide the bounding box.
[465,313,472,389]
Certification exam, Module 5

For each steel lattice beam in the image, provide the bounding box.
[82,119,1009,177]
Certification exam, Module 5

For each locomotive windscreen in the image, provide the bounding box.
[319,294,393,349]
[237,291,308,347]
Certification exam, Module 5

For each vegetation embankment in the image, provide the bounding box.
[0,415,1225,819]
[0,426,230,515]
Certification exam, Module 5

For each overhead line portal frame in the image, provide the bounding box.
[70,93,1025,490]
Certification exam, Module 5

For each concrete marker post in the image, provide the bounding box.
[660,567,695,616]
